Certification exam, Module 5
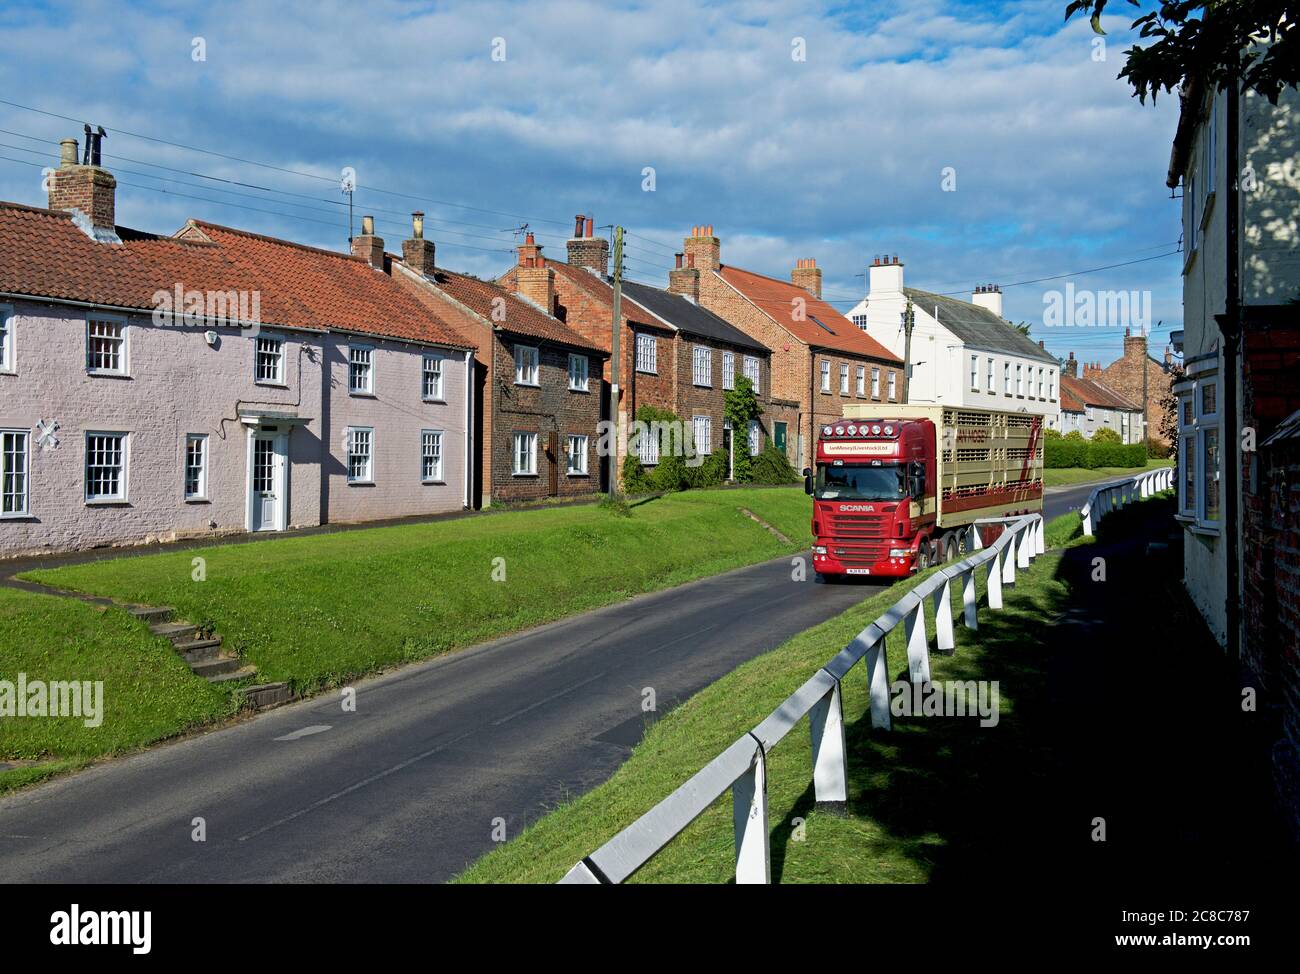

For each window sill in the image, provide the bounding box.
[0,369,15,377]
[184,497,211,504]
[514,382,541,389]
[347,480,375,487]
[0,512,33,520]
[87,371,132,380]
[423,398,447,405]
[1189,521,1220,537]
[255,381,289,389]
[569,387,590,394]
[349,391,377,399]
[85,499,130,506]
[636,369,657,376]
[512,472,539,478]
[694,384,713,390]
[422,480,447,486]
[567,472,589,478]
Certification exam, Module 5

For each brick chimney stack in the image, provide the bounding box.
[868,254,904,294]
[566,213,609,276]
[1063,352,1079,378]
[972,283,1003,318]
[48,134,117,234]
[683,225,720,272]
[515,232,555,314]
[791,258,822,300]
[1122,326,1147,360]
[351,214,386,271]
[402,211,436,276]
[668,251,700,302]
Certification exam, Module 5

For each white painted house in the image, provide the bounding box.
[848,257,1061,423]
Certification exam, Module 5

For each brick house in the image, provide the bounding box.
[389,220,606,506]
[1163,67,1300,835]
[1095,328,1178,446]
[0,138,477,557]
[1055,366,1144,442]
[499,218,777,481]
[674,226,902,469]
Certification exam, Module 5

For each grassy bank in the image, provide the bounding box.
[456,543,1071,883]
[3,487,809,788]
[1042,458,1172,488]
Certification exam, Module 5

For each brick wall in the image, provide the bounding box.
[488,335,602,503]
[48,165,116,229]
[1097,333,1176,445]
[668,334,769,458]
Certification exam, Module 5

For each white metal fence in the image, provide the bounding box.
[1080,466,1174,536]
[560,512,1046,885]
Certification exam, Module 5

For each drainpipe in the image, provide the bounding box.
[1220,74,1242,662]
[464,349,475,509]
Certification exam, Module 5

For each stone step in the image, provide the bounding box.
[150,621,198,642]
[190,656,246,679]
[239,682,292,710]
[207,665,259,685]
[177,638,224,664]
[129,605,175,623]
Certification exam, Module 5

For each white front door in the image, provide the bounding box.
[249,432,287,532]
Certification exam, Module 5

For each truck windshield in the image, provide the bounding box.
[815,463,907,501]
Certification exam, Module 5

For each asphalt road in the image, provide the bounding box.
[0,479,1107,883]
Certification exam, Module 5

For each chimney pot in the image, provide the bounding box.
[574,214,585,237]
[411,212,424,239]
[584,216,593,238]
[351,215,385,270]
[361,215,375,236]
[59,138,78,167]
[675,252,683,269]
[48,133,117,231]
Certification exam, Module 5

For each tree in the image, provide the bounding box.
[1158,363,1185,459]
[725,376,763,483]
[1010,320,1033,337]
[1065,1,1298,104]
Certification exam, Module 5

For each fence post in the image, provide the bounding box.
[932,577,955,654]
[865,638,892,730]
[986,551,1003,609]
[961,567,978,629]
[733,747,770,884]
[1002,539,1017,586]
[968,523,983,550]
[904,601,932,683]
[1083,506,1094,537]
[1035,515,1045,555]
[1017,526,1031,568]
[809,680,848,810]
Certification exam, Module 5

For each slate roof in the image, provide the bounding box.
[1060,373,1141,411]
[620,280,769,353]
[718,264,900,362]
[903,286,1057,365]
[0,201,474,350]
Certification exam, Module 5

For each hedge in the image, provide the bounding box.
[1044,436,1147,469]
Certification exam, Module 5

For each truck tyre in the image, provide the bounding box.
[916,545,930,571]
[943,534,958,563]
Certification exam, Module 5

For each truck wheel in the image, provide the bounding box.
[916,545,930,571]
[944,535,958,563]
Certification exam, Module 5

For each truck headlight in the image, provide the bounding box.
[889,548,912,558]
[813,546,827,554]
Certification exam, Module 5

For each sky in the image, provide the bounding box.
[0,0,1185,366]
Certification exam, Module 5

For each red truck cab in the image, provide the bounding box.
[804,417,936,579]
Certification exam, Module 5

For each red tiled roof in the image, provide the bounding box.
[0,202,473,349]
[429,264,604,352]
[1059,384,1086,413]
[547,261,659,346]
[717,264,901,362]
[1060,373,1140,411]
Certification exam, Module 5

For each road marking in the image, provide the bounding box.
[643,622,719,657]
[274,725,332,741]
[238,730,475,842]
[491,671,607,726]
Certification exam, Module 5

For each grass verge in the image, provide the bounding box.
[3,487,809,787]
[1042,458,1172,488]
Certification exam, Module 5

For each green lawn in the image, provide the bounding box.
[456,541,1071,884]
[1042,458,1173,488]
[3,487,811,788]
[0,588,233,791]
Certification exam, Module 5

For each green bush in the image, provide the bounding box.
[1145,437,1172,459]
[749,444,799,484]
[1091,427,1122,444]
[1043,427,1063,441]
[1044,436,1147,469]
[685,449,729,489]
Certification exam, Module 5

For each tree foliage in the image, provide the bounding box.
[1065,1,1299,103]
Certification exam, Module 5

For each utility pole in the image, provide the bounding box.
[608,226,624,498]
[901,299,915,404]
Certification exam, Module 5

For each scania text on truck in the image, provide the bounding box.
[802,404,1044,579]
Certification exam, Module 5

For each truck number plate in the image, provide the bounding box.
[846,568,871,575]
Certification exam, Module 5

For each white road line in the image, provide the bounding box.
[273,725,333,742]
[490,671,608,727]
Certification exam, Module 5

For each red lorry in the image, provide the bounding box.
[803,404,1044,579]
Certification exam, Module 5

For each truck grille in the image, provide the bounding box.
[826,507,895,564]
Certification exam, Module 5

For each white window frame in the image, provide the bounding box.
[839,363,850,395]
[637,425,660,466]
[1016,363,1024,396]
[888,371,897,401]
[1003,362,1011,394]
[1,428,29,517]
[0,304,14,373]
[255,335,285,385]
[568,353,589,392]
[421,429,444,483]
[986,357,994,393]
[514,344,539,387]
[184,433,208,501]
[692,346,712,387]
[743,355,760,393]
[722,352,735,390]
[970,354,978,390]
[86,314,128,376]
[346,426,374,484]
[636,333,657,374]
[692,415,712,456]
[1196,379,1221,528]
[1177,390,1196,517]
[871,367,881,399]
[567,434,589,475]
[748,419,762,457]
[820,359,831,393]
[84,431,128,503]
[423,354,445,401]
[348,344,374,395]
[1086,404,1094,422]
[1048,371,1056,401]
[856,365,866,397]
[512,431,538,475]
[1037,367,1044,399]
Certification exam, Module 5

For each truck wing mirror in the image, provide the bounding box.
[802,467,812,478]
[803,474,814,495]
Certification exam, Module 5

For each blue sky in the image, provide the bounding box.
[0,0,1184,365]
